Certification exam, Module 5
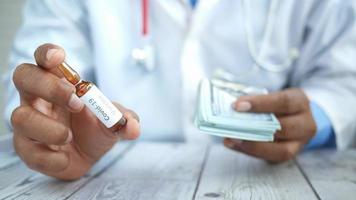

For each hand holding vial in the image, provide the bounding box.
[11,43,141,180]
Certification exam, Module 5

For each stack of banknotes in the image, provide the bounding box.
[194,70,281,142]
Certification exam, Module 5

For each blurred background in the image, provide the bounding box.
[0,0,23,135]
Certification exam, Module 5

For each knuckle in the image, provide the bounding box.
[51,126,69,144]
[250,98,261,110]
[293,89,309,111]
[281,145,296,161]
[280,93,294,113]
[47,79,73,103]
[26,107,39,123]
[29,154,50,171]
[13,64,40,92]
[47,79,61,96]
[11,107,28,127]
[277,129,287,138]
[300,101,309,111]
[279,92,290,103]
[12,64,28,89]
[47,81,60,99]
[298,93,309,110]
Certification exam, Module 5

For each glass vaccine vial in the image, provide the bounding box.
[58,62,127,129]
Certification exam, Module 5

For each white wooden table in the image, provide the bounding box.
[0,142,355,200]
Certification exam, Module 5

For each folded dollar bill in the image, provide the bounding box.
[194,72,281,142]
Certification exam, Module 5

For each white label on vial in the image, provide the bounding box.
[80,85,123,128]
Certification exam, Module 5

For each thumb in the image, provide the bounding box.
[109,103,140,140]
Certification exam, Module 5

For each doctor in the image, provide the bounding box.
[4,0,356,180]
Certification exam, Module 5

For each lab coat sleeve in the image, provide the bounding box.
[291,1,356,149]
[2,0,93,131]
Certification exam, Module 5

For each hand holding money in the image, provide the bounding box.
[195,78,281,142]
[194,69,316,162]
[225,88,317,162]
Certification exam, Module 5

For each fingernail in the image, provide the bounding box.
[225,140,235,148]
[46,49,59,61]
[68,93,84,111]
[225,139,243,149]
[236,101,252,112]
[65,130,73,144]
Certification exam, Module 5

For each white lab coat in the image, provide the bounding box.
[4,0,356,149]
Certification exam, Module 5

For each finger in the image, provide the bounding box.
[112,101,140,124]
[92,102,140,141]
[11,106,72,145]
[224,138,302,162]
[274,114,316,140]
[234,88,309,114]
[14,133,70,173]
[13,63,84,112]
[113,110,141,140]
[34,43,66,77]
[114,103,140,139]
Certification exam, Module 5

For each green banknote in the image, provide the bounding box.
[195,78,281,142]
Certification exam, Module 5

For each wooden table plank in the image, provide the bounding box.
[0,143,132,200]
[0,153,28,191]
[194,146,317,200]
[68,142,208,200]
[1,142,355,200]
[297,149,356,200]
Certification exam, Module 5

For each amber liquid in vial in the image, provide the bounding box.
[58,62,126,129]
